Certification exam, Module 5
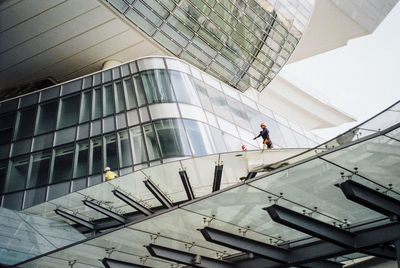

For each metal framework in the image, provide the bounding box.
[146,243,234,268]
[54,208,95,230]
[212,165,223,192]
[179,170,195,200]
[82,199,126,224]
[112,189,153,216]
[143,179,173,209]
[102,258,152,268]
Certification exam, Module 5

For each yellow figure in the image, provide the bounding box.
[104,167,118,181]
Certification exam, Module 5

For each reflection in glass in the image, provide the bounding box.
[133,74,147,107]
[28,150,51,188]
[207,85,232,121]
[114,81,125,113]
[92,87,102,120]
[193,78,213,112]
[184,120,216,156]
[104,134,118,171]
[58,94,80,129]
[74,141,88,178]
[210,127,228,153]
[130,126,148,164]
[142,124,160,160]
[15,107,36,140]
[36,101,58,135]
[90,137,102,175]
[103,84,114,117]
[118,130,132,167]
[154,119,191,158]
[141,70,175,104]
[6,156,29,192]
[79,90,91,123]
[169,71,201,106]
[52,144,74,183]
[123,78,137,110]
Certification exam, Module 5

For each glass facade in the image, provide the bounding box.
[104,0,313,92]
[0,57,320,210]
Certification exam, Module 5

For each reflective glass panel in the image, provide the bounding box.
[114,81,125,113]
[90,137,103,175]
[79,90,91,123]
[184,119,216,156]
[52,144,74,183]
[103,84,114,117]
[129,126,148,164]
[15,107,36,140]
[6,156,29,192]
[123,78,137,110]
[73,141,89,178]
[154,119,191,158]
[36,101,58,135]
[92,87,102,120]
[141,70,175,104]
[133,74,146,107]
[118,130,132,168]
[28,150,51,188]
[169,71,201,106]
[57,94,80,129]
[142,123,160,160]
[104,134,118,171]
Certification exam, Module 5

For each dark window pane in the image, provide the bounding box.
[24,187,46,209]
[154,119,191,157]
[92,87,102,120]
[130,126,147,164]
[123,78,137,110]
[90,137,102,175]
[118,130,132,167]
[141,70,175,104]
[58,94,80,129]
[0,160,8,194]
[114,81,125,113]
[6,156,29,192]
[52,145,74,183]
[80,90,91,123]
[2,191,23,210]
[36,101,58,135]
[15,107,36,140]
[74,141,88,178]
[0,112,16,145]
[0,129,13,145]
[104,134,118,171]
[103,84,114,117]
[142,123,160,160]
[28,150,51,188]
[61,80,81,95]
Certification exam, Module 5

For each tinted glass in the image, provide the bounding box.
[169,71,200,106]
[80,91,91,123]
[74,141,88,178]
[103,84,114,117]
[118,130,132,167]
[6,156,29,192]
[58,94,80,129]
[123,78,137,110]
[114,81,126,113]
[52,145,74,183]
[143,124,160,160]
[15,107,36,140]
[104,134,118,171]
[92,87,102,120]
[130,126,148,164]
[36,101,58,135]
[28,150,51,188]
[141,69,175,104]
[154,119,191,158]
[90,137,102,175]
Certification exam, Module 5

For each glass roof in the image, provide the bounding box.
[13,103,400,267]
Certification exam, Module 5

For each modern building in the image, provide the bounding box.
[0,0,399,267]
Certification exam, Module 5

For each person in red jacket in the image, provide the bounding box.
[253,123,273,151]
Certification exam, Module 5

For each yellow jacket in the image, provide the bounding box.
[105,171,118,181]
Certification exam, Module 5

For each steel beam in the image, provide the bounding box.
[146,243,234,268]
[200,226,289,263]
[246,172,257,180]
[340,180,400,217]
[83,200,126,224]
[55,209,95,230]
[179,170,195,200]
[290,223,400,265]
[143,180,173,209]
[363,247,397,260]
[112,189,153,216]
[102,258,152,268]
[265,205,355,248]
[212,165,223,192]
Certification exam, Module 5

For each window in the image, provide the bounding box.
[104,134,118,171]
[118,130,132,167]
[15,107,36,140]
[193,79,213,112]
[0,160,8,194]
[133,74,147,107]
[92,87,102,120]
[129,126,148,164]
[80,90,91,123]
[142,123,160,160]
[141,69,175,104]
[36,101,58,135]
[52,144,74,183]
[123,78,137,109]
[169,71,201,106]
[89,137,102,175]
[154,119,191,158]
[0,113,16,145]
[73,141,88,178]
[207,85,232,121]
[114,81,126,113]
[103,84,114,117]
[6,156,29,192]
[28,150,51,188]
[58,94,80,129]
[184,120,216,156]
